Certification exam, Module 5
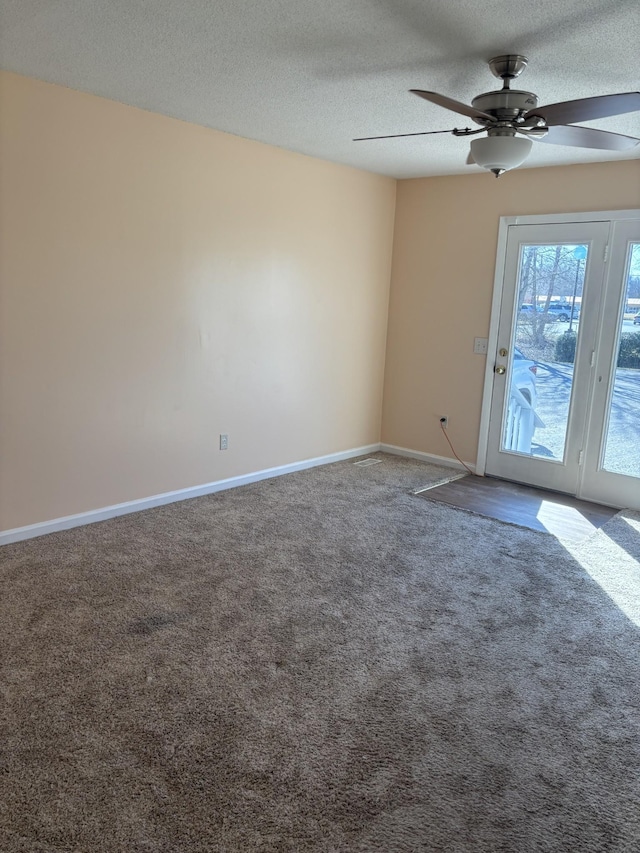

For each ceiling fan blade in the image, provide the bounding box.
[525,92,640,126]
[466,151,475,165]
[535,124,640,151]
[353,128,455,141]
[410,90,492,122]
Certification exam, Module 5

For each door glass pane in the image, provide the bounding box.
[502,243,587,460]
[601,242,640,477]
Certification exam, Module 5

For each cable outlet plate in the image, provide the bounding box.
[439,416,448,428]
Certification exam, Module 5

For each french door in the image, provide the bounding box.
[480,212,640,510]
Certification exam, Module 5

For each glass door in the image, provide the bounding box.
[580,219,640,508]
[483,215,640,511]
[484,221,609,495]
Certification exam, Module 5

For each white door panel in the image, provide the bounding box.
[580,219,640,508]
[484,221,609,495]
[482,213,640,510]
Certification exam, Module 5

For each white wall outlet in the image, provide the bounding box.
[439,416,448,429]
[474,337,488,355]
[219,434,228,451]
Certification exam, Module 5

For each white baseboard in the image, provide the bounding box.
[380,443,476,474]
[0,443,381,546]
[1,442,475,546]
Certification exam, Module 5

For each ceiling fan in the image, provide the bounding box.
[355,55,640,177]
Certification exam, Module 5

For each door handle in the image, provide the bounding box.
[495,365,506,375]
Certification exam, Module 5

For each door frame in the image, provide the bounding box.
[476,208,640,482]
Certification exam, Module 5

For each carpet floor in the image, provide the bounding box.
[1,453,639,852]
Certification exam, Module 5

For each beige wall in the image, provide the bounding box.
[2,71,638,534]
[0,72,396,531]
[382,160,640,464]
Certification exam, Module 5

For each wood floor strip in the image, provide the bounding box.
[416,475,618,544]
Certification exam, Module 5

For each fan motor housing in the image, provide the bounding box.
[471,89,539,124]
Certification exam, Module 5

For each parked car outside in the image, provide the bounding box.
[539,302,579,322]
[520,304,536,314]
[634,312,640,325]
[503,348,545,453]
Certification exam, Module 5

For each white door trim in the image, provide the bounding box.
[476,215,510,475]
[508,209,640,226]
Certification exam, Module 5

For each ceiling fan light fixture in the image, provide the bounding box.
[470,135,533,177]
[358,58,640,173]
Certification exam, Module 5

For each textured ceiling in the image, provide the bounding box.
[1,0,639,178]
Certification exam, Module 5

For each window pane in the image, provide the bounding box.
[503,243,587,460]
[601,243,640,478]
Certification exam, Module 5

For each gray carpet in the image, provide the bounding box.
[1,453,639,852]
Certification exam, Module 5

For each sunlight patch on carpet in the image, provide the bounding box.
[568,510,640,626]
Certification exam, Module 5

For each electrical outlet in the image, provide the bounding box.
[439,416,448,428]
[219,434,228,451]
[474,337,488,355]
